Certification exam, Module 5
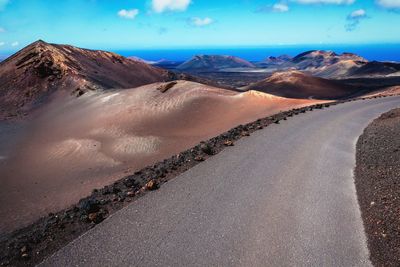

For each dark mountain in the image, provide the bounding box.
[255,55,293,68]
[177,55,256,72]
[349,61,400,77]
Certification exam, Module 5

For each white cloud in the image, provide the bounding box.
[152,0,191,13]
[256,2,290,13]
[376,0,400,8]
[0,27,5,33]
[349,8,366,18]
[293,0,355,4]
[118,9,139,19]
[11,41,19,47]
[273,3,290,12]
[0,42,5,46]
[189,17,214,27]
[346,9,367,31]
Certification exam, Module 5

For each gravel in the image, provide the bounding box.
[355,108,400,266]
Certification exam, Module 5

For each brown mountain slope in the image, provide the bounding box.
[291,50,369,79]
[0,40,174,119]
[292,50,367,68]
[245,70,358,99]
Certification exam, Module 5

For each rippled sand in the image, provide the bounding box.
[0,81,326,234]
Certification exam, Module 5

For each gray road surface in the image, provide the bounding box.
[40,96,400,267]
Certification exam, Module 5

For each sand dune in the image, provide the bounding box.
[0,80,325,234]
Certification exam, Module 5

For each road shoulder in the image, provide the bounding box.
[355,108,400,266]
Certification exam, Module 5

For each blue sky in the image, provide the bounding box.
[0,0,400,52]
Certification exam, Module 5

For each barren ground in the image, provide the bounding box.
[355,108,400,266]
[0,81,324,235]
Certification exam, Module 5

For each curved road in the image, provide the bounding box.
[40,96,400,267]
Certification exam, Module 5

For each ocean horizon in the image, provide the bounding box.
[113,43,400,63]
[1,43,399,63]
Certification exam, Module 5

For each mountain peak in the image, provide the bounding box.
[33,39,47,45]
[24,39,53,51]
[0,41,172,119]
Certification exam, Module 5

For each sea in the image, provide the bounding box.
[113,44,400,63]
[0,43,399,63]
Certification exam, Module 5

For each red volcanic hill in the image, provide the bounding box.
[292,50,367,68]
[0,40,175,119]
[288,50,400,79]
[291,50,367,78]
[245,70,358,99]
[177,55,256,72]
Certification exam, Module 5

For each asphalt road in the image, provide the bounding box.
[40,96,400,267]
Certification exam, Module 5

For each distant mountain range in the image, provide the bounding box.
[1,40,399,120]
[167,50,400,80]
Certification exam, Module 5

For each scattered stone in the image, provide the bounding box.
[78,198,100,214]
[20,246,27,254]
[241,131,250,137]
[224,140,234,146]
[145,180,159,191]
[87,210,106,224]
[88,213,98,223]
[194,156,205,162]
[157,81,177,93]
[200,143,214,155]
[72,87,86,97]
